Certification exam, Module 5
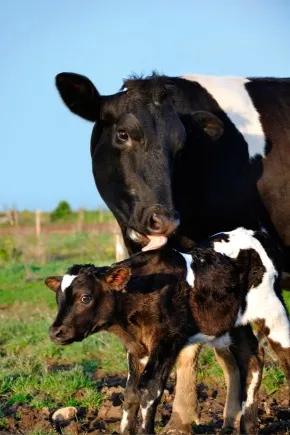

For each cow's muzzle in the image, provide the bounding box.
[128,208,180,251]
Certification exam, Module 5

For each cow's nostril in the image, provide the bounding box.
[148,213,164,233]
[49,326,64,341]
[55,328,63,338]
[146,210,180,236]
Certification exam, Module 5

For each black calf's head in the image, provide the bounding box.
[56,73,223,250]
[45,264,131,345]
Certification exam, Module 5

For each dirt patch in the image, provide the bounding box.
[1,375,289,434]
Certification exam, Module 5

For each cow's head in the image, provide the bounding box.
[55,73,224,251]
[46,264,131,344]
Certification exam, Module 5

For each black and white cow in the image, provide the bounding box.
[46,228,290,435]
[55,72,290,433]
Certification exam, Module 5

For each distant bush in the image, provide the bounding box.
[51,201,72,222]
[0,237,23,266]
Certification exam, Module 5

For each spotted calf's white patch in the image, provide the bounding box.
[141,399,155,429]
[177,251,195,287]
[120,409,129,433]
[182,74,266,159]
[61,274,77,292]
[242,370,260,414]
[214,228,290,349]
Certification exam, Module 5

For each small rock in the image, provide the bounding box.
[52,406,77,423]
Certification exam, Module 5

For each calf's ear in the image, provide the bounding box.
[192,111,224,141]
[45,276,62,292]
[55,72,101,122]
[103,266,131,291]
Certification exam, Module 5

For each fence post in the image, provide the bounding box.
[35,209,41,238]
[77,208,85,232]
[12,209,19,226]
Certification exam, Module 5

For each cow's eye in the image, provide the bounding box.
[160,90,167,100]
[116,129,129,142]
[81,295,92,304]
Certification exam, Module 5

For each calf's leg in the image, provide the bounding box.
[120,353,143,435]
[254,317,290,402]
[137,339,184,435]
[230,325,264,435]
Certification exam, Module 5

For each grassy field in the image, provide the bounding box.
[0,231,289,433]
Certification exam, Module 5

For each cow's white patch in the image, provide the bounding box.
[139,356,149,366]
[182,74,266,159]
[214,228,290,348]
[242,370,260,414]
[120,409,129,433]
[141,399,154,429]
[61,274,77,292]
[186,332,231,348]
[177,251,195,287]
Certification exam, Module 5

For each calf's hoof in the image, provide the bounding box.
[160,418,193,435]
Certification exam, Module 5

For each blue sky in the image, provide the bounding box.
[0,0,289,211]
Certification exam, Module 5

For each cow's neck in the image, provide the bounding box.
[169,79,262,245]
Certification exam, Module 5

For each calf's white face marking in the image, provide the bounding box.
[182,75,266,159]
[61,274,77,292]
[177,251,195,287]
[214,228,290,348]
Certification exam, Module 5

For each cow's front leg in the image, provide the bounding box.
[120,352,143,435]
[137,339,183,435]
[214,346,242,432]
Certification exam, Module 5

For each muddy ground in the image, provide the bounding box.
[1,371,289,435]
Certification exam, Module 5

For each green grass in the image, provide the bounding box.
[0,242,289,414]
[0,241,126,412]
[283,290,290,310]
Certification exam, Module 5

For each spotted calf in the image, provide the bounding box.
[46,228,290,434]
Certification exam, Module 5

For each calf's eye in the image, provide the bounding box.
[117,129,129,142]
[81,295,92,304]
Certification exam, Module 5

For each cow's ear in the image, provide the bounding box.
[103,266,131,291]
[55,72,101,122]
[192,111,224,141]
[45,276,62,292]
